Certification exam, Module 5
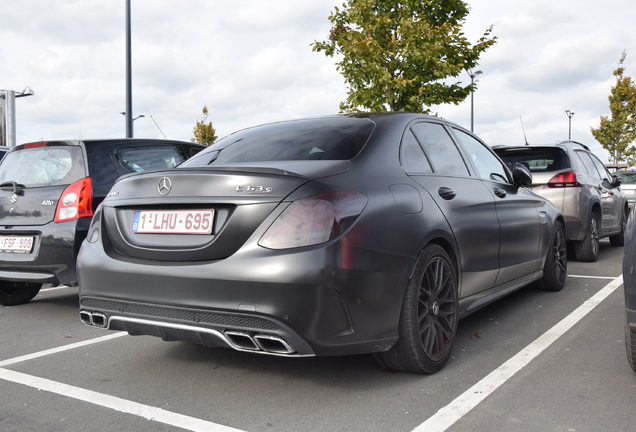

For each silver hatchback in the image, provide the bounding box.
[494,141,628,262]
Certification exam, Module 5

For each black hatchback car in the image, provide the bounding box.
[78,113,567,374]
[0,139,204,306]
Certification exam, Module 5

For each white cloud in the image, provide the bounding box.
[2,0,636,162]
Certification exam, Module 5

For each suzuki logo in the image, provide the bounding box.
[158,177,172,196]
[10,194,18,204]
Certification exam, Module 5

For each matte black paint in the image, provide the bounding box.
[78,113,563,359]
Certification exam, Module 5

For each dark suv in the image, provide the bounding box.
[0,139,204,305]
[494,141,627,262]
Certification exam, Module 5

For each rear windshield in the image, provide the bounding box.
[180,117,374,167]
[495,147,571,173]
[0,145,86,188]
[618,172,636,183]
[117,146,193,172]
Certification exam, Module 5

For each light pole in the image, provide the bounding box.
[0,87,35,147]
[469,70,482,132]
[566,110,575,140]
[125,0,133,138]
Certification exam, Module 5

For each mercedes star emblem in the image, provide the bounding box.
[158,177,172,196]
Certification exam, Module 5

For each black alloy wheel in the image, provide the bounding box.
[375,244,458,374]
[537,221,567,291]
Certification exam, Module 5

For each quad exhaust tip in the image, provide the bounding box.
[224,331,296,355]
[79,311,296,355]
[79,311,108,328]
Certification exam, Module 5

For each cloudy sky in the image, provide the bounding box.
[1,0,634,162]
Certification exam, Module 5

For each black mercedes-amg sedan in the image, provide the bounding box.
[78,113,567,374]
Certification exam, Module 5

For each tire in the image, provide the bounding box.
[537,220,567,291]
[375,244,458,374]
[573,212,600,262]
[0,282,43,306]
[626,324,636,373]
[610,207,628,247]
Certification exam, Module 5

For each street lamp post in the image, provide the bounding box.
[0,87,35,147]
[469,70,482,132]
[566,110,575,140]
[125,0,133,138]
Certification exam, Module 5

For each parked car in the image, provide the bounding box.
[0,138,204,306]
[77,113,567,374]
[494,141,628,262]
[622,207,636,373]
[617,170,636,208]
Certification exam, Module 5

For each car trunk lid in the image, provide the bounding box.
[100,162,350,261]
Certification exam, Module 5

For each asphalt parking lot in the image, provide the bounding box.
[1,239,635,432]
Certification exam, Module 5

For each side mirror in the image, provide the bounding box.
[512,162,532,188]
[603,175,622,189]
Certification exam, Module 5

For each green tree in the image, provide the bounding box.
[192,106,217,146]
[311,0,496,112]
[591,51,636,165]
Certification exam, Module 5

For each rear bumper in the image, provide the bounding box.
[0,218,88,286]
[77,237,414,357]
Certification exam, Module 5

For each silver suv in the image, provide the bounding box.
[494,141,627,262]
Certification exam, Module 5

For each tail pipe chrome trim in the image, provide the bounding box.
[79,310,108,328]
[253,334,295,354]
[224,331,295,355]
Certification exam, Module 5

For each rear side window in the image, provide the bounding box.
[181,117,374,167]
[495,148,571,173]
[0,145,85,187]
[116,146,192,172]
[401,129,433,174]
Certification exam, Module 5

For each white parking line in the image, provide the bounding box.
[0,331,245,432]
[40,285,76,292]
[0,332,127,368]
[412,275,624,432]
[568,274,617,280]
[0,368,243,432]
[0,275,624,432]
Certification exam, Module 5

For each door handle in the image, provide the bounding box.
[438,187,456,200]
[493,187,507,198]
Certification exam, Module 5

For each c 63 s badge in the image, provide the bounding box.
[236,185,273,193]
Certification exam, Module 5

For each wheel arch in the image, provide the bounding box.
[409,234,461,289]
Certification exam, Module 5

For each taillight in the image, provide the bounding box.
[259,191,367,250]
[54,177,94,222]
[547,171,581,188]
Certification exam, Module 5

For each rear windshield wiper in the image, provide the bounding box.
[0,181,26,194]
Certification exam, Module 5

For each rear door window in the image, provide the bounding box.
[0,145,85,187]
[410,122,469,176]
[575,151,601,180]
